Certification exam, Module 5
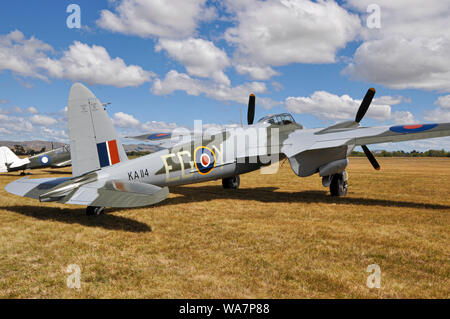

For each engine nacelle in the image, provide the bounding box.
[319,159,349,177]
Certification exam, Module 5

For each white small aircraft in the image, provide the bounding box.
[0,146,71,174]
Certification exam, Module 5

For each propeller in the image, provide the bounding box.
[361,145,380,170]
[248,94,255,125]
[355,88,375,123]
[355,88,380,170]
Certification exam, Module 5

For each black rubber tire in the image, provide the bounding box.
[222,176,240,189]
[86,206,105,216]
[330,173,348,196]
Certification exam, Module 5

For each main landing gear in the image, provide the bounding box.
[323,171,348,196]
[329,171,348,196]
[222,176,240,189]
[86,206,105,216]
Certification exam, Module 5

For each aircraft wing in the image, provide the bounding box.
[127,132,193,148]
[282,122,450,177]
[5,177,169,208]
[283,123,450,158]
[127,127,227,149]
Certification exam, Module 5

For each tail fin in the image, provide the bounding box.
[0,147,30,172]
[68,83,128,177]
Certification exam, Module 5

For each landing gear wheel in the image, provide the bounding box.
[222,176,240,189]
[330,172,348,196]
[86,206,105,216]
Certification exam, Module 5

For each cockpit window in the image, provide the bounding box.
[281,114,294,124]
[257,113,296,125]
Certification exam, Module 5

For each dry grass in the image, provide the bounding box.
[0,157,449,298]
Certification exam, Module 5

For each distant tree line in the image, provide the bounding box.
[13,145,46,156]
[351,149,450,157]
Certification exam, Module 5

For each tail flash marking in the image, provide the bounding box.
[97,140,120,168]
[108,140,120,165]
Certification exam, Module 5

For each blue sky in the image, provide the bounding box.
[0,0,450,151]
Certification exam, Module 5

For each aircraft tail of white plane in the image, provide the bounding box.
[0,147,30,172]
[67,83,128,177]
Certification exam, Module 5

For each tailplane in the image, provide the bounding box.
[68,83,128,177]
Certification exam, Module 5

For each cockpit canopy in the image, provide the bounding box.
[257,113,300,126]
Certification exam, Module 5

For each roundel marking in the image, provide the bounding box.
[194,146,216,175]
[39,155,50,165]
[201,154,210,167]
[389,123,438,134]
[147,133,170,140]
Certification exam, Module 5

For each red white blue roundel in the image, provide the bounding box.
[39,155,50,166]
[389,124,438,133]
[194,146,216,175]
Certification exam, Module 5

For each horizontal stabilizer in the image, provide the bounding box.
[5,177,71,199]
[64,180,169,208]
[51,160,72,168]
[6,176,169,208]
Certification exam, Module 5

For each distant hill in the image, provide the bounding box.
[0,140,66,152]
[0,140,161,154]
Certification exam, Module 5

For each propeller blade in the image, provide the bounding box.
[248,94,255,125]
[355,88,376,123]
[361,145,380,170]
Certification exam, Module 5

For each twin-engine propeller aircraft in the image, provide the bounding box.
[5,83,450,215]
[0,145,71,174]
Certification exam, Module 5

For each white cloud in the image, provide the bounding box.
[343,37,450,92]
[97,0,216,39]
[29,114,57,126]
[0,30,54,80]
[434,95,450,109]
[46,41,153,87]
[423,96,450,122]
[0,99,8,104]
[0,30,153,88]
[113,112,140,128]
[156,38,230,85]
[140,120,179,132]
[0,113,33,134]
[152,70,268,105]
[40,127,68,141]
[235,64,279,81]
[374,95,410,106]
[343,0,450,92]
[26,106,39,114]
[424,108,450,122]
[391,111,416,125]
[285,90,395,121]
[224,0,360,79]
[12,106,23,113]
[0,106,69,141]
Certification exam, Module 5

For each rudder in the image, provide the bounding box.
[68,83,128,177]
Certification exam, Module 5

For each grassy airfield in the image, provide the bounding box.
[0,157,448,298]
